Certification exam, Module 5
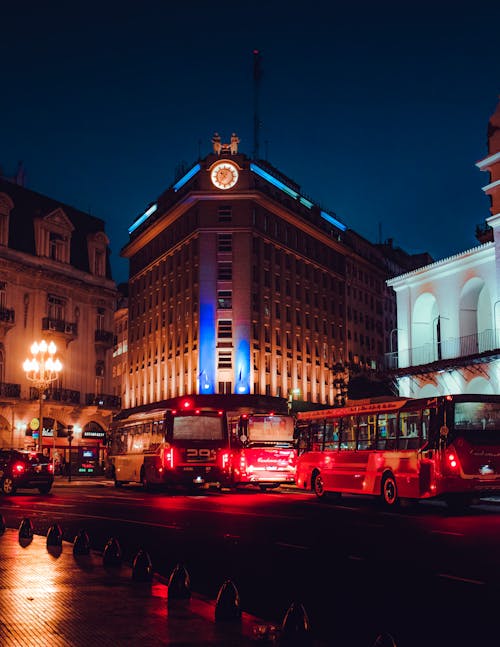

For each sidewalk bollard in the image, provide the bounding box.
[0,513,5,535]
[167,563,191,602]
[102,537,122,567]
[46,523,63,547]
[132,548,153,582]
[278,601,313,647]
[73,529,91,556]
[214,579,241,622]
[372,632,397,646]
[18,517,34,542]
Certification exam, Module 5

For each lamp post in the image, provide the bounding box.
[23,340,62,454]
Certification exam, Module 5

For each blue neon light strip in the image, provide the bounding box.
[251,163,346,231]
[250,163,299,199]
[173,163,201,192]
[128,203,158,234]
[320,211,346,231]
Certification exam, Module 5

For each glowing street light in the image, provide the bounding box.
[23,340,62,453]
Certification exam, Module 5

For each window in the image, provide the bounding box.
[218,351,232,368]
[217,319,232,339]
[399,410,421,450]
[217,233,232,252]
[218,206,232,222]
[340,416,357,450]
[357,414,377,450]
[218,263,232,280]
[49,232,65,261]
[48,295,65,321]
[217,290,232,309]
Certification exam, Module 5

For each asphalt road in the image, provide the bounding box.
[1,484,499,647]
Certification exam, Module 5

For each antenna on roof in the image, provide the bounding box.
[253,49,263,160]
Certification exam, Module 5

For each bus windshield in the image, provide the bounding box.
[172,415,225,441]
[246,415,295,445]
[454,401,500,431]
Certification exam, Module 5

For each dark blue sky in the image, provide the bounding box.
[2,1,499,284]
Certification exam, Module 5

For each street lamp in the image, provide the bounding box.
[23,340,62,453]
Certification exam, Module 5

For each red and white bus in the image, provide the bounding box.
[107,394,296,491]
[295,394,500,510]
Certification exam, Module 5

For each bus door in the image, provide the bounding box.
[334,415,358,491]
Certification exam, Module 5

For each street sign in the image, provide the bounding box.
[29,418,39,431]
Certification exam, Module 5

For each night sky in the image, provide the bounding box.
[2,1,499,284]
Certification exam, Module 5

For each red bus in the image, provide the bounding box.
[227,411,296,490]
[107,394,296,492]
[295,394,500,510]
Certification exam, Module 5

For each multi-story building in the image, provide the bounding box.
[120,135,421,409]
[0,172,119,473]
[112,283,129,405]
[387,96,500,397]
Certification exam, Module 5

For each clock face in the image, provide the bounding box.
[211,162,239,190]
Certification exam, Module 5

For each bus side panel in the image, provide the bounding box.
[113,454,144,484]
[325,450,371,493]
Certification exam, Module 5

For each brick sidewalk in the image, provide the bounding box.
[0,526,278,646]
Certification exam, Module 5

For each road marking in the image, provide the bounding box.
[348,554,364,561]
[431,530,464,536]
[32,502,75,508]
[275,541,309,551]
[438,573,485,585]
[0,506,182,530]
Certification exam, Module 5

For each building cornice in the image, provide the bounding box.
[476,151,500,170]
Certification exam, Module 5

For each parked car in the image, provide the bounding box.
[0,449,54,495]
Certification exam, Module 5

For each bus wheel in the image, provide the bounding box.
[312,471,326,499]
[381,473,399,508]
[141,470,151,492]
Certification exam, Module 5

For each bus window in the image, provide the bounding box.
[357,414,377,450]
[421,408,431,445]
[296,423,311,455]
[377,412,397,450]
[311,421,325,451]
[340,415,357,450]
[399,411,421,450]
[324,420,340,450]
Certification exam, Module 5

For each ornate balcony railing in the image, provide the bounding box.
[29,386,81,404]
[85,393,121,409]
[0,308,15,324]
[94,330,115,346]
[42,317,78,336]
[0,382,21,398]
[385,328,498,370]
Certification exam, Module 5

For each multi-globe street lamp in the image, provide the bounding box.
[23,340,62,453]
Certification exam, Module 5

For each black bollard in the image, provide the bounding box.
[0,513,5,535]
[132,548,153,582]
[73,529,91,556]
[46,523,63,547]
[18,517,34,541]
[167,563,191,601]
[279,601,313,647]
[102,537,122,567]
[214,579,241,622]
[372,632,397,647]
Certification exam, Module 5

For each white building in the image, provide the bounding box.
[387,97,500,397]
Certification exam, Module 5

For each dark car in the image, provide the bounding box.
[0,449,54,495]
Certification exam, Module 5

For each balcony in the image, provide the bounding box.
[0,382,21,398]
[29,386,81,405]
[0,307,15,328]
[42,317,78,337]
[85,393,121,409]
[94,329,115,348]
[385,329,500,375]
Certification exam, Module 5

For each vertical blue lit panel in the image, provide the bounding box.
[199,301,216,394]
[235,338,250,394]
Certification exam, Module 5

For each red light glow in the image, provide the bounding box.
[13,462,25,474]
